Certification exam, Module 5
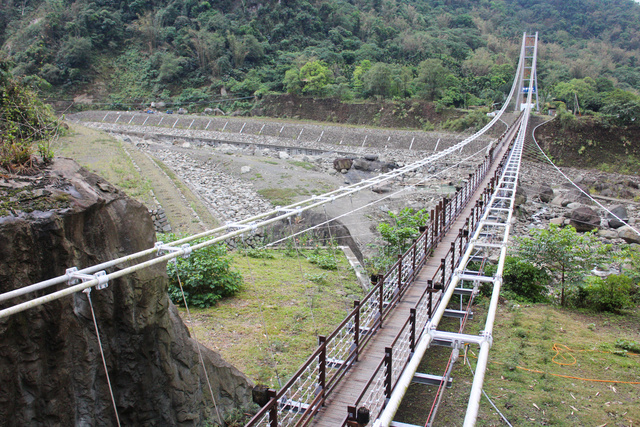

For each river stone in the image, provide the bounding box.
[568,206,600,232]
[353,158,375,171]
[607,205,629,229]
[549,217,564,225]
[278,151,290,159]
[538,184,555,203]
[333,158,353,171]
[617,226,640,244]
[598,229,619,239]
[0,158,253,425]
[240,166,251,174]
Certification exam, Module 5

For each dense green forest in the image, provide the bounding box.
[1,0,639,122]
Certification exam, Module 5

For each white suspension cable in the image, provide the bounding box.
[464,346,513,427]
[264,144,493,249]
[84,288,122,427]
[530,117,640,237]
[0,117,506,310]
[173,264,223,425]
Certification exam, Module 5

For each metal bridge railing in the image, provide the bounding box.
[246,124,514,427]
[341,125,519,426]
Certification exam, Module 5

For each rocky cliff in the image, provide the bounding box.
[0,158,253,426]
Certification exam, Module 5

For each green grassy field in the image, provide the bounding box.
[397,302,640,426]
[179,247,364,387]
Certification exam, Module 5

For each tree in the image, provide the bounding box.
[516,224,604,307]
[283,68,302,94]
[361,62,399,98]
[299,60,332,95]
[351,59,372,96]
[377,208,429,256]
[415,58,451,101]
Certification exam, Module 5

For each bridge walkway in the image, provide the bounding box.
[310,135,514,427]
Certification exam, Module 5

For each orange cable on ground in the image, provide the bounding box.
[465,345,640,385]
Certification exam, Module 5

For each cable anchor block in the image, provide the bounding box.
[155,242,192,258]
[66,267,109,290]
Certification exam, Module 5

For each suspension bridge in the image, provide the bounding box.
[0,33,540,426]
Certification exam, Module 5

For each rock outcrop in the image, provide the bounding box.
[0,159,253,426]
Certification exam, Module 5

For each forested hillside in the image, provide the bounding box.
[1,0,639,121]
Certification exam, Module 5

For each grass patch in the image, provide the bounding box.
[57,124,154,205]
[260,159,279,165]
[288,160,315,171]
[257,188,299,206]
[180,248,364,387]
[396,303,640,425]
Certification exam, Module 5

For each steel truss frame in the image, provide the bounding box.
[377,32,538,427]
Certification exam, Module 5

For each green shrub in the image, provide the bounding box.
[1,58,59,171]
[484,256,549,302]
[615,339,640,353]
[243,247,275,259]
[306,252,337,270]
[161,234,243,308]
[575,274,632,313]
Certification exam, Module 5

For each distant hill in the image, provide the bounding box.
[1,0,639,119]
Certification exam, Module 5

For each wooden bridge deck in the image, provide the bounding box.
[310,139,513,427]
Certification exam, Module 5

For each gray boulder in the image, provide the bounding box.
[538,184,555,203]
[617,226,640,244]
[353,158,375,171]
[568,206,600,232]
[333,158,353,171]
[607,205,629,229]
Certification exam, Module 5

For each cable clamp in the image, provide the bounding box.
[155,242,192,258]
[277,207,303,216]
[225,221,258,233]
[480,330,493,348]
[66,267,109,290]
[312,195,335,203]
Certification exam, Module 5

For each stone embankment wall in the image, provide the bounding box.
[0,159,253,425]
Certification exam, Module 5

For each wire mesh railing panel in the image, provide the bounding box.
[359,298,380,333]
[359,365,387,420]
[391,328,413,386]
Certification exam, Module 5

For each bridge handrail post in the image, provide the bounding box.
[412,238,417,280]
[427,280,433,318]
[397,254,403,291]
[434,203,440,242]
[268,389,278,427]
[319,335,327,403]
[379,276,384,327]
[354,300,360,362]
[384,347,393,398]
[409,308,416,355]
[450,242,456,280]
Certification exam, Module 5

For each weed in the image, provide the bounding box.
[305,272,328,285]
[288,160,315,170]
[243,248,275,259]
[306,251,338,270]
[615,338,640,353]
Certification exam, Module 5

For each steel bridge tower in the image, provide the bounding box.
[515,32,539,112]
